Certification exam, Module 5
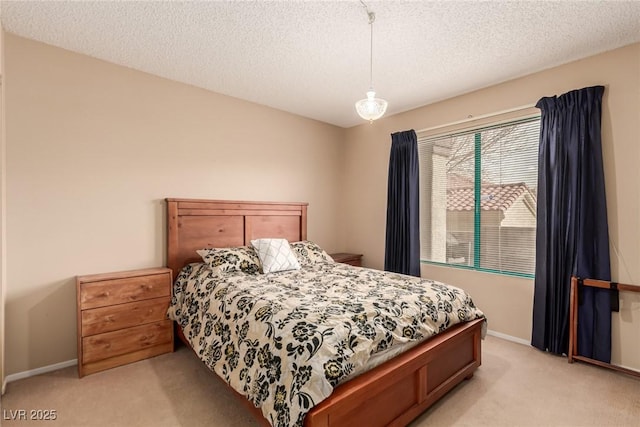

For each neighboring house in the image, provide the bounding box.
[446,174,537,274]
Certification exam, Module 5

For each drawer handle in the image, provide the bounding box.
[101,291,110,297]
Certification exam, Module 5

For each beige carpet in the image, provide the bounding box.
[1,335,639,426]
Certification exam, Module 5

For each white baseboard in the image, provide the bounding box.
[4,359,77,385]
[617,364,640,374]
[486,329,531,346]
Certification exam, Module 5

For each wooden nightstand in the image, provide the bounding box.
[330,253,363,267]
[76,267,174,377]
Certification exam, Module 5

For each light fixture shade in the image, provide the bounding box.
[355,89,388,122]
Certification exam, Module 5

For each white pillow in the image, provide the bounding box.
[250,238,301,274]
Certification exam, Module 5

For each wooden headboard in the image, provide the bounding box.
[166,198,308,278]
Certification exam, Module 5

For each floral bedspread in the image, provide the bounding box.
[168,262,485,427]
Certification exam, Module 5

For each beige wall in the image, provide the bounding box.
[344,43,640,370]
[4,34,346,375]
[3,33,640,377]
[1,27,6,392]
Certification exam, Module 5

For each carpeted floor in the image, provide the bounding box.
[1,335,639,426]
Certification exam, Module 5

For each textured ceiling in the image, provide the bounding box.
[2,1,640,128]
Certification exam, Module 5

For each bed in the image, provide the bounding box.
[166,198,485,427]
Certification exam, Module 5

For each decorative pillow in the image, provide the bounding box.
[196,246,261,275]
[250,238,301,274]
[289,240,334,266]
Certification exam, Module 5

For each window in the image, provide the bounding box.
[417,116,540,277]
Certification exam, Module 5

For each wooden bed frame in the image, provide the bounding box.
[166,198,483,427]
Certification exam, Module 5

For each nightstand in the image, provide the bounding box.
[76,267,174,377]
[330,253,363,267]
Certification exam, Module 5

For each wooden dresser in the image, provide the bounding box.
[76,267,174,377]
[330,252,363,267]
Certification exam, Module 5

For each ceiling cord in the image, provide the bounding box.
[359,0,376,88]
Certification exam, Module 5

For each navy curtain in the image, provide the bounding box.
[531,85,612,362]
[384,130,420,277]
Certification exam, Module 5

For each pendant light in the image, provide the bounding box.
[355,3,388,123]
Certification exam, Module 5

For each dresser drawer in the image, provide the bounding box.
[82,320,172,364]
[80,273,170,309]
[81,297,171,336]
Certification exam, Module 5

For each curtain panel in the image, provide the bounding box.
[385,130,421,277]
[531,85,612,362]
